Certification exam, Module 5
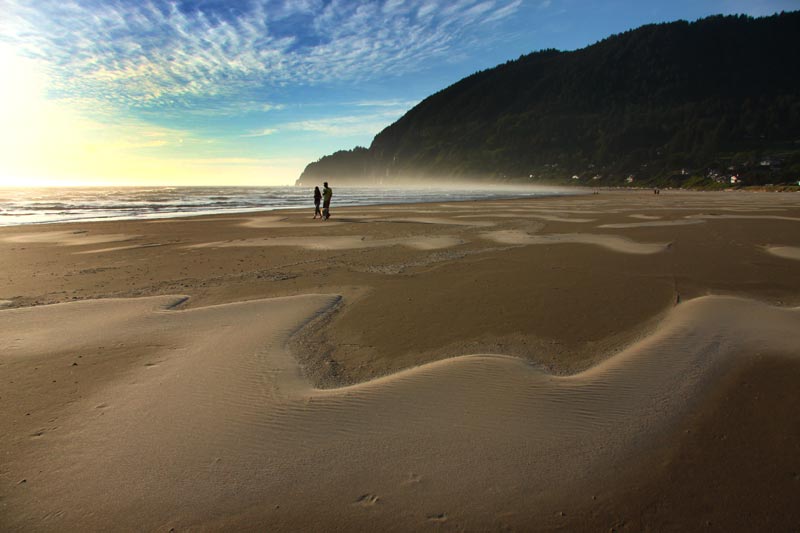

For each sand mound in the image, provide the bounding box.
[2,294,798,530]
[458,213,596,223]
[599,220,705,228]
[2,230,137,246]
[241,216,344,228]
[686,214,800,222]
[381,217,495,227]
[764,245,800,261]
[189,235,465,251]
[481,230,669,254]
[74,243,166,254]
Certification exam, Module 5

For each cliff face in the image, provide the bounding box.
[297,12,800,188]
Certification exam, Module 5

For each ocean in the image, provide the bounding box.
[0,186,567,226]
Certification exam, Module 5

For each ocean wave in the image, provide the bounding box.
[0,186,565,226]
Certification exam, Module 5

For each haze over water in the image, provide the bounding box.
[0,186,565,226]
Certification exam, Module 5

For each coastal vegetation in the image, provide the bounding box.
[298,12,800,188]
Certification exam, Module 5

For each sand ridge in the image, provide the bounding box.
[686,213,800,222]
[2,230,138,246]
[480,229,670,254]
[375,216,496,227]
[188,234,466,251]
[240,215,345,228]
[2,293,798,530]
[457,213,597,223]
[73,242,167,254]
[764,245,800,261]
[599,219,706,228]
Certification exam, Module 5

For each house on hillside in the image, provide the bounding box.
[759,157,783,168]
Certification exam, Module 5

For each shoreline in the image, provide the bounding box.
[0,185,800,228]
[0,185,577,228]
[5,184,796,229]
[2,189,799,530]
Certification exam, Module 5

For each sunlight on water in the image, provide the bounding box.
[0,185,569,226]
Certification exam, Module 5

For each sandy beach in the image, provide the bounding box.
[1,189,799,531]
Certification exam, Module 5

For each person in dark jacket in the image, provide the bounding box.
[322,182,333,220]
[313,186,322,218]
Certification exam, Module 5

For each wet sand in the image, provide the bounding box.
[1,189,799,531]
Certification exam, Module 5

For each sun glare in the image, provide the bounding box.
[0,45,297,187]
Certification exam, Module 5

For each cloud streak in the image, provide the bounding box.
[282,109,406,137]
[3,0,523,113]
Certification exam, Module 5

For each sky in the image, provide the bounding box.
[1,0,797,187]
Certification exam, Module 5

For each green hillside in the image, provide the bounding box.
[298,12,800,188]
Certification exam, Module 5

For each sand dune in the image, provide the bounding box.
[188,234,465,251]
[480,230,669,254]
[2,294,798,530]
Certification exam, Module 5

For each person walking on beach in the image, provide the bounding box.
[313,186,322,219]
[322,181,333,220]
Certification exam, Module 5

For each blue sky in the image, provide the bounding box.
[0,0,796,186]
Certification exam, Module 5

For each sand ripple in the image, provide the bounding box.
[2,294,798,530]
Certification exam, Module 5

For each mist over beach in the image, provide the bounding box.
[2,1,800,531]
[0,184,569,225]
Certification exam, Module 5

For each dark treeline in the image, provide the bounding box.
[297,12,800,188]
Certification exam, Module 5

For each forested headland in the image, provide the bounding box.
[297,12,800,189]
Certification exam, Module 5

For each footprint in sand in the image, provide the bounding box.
[402,472,422,487]
[404,472,423,485]
[355,493,380,507]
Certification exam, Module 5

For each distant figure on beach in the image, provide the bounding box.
[313,186,322,219]
[322,181,333,220]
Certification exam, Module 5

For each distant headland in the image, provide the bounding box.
[297,12,800,189]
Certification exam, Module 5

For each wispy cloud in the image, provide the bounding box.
[261,103,286,112]
[2,0,523,113]
[242,128,279,138]
[282,110,406,137]
[181,156,301,166]
[354,99,420,108]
